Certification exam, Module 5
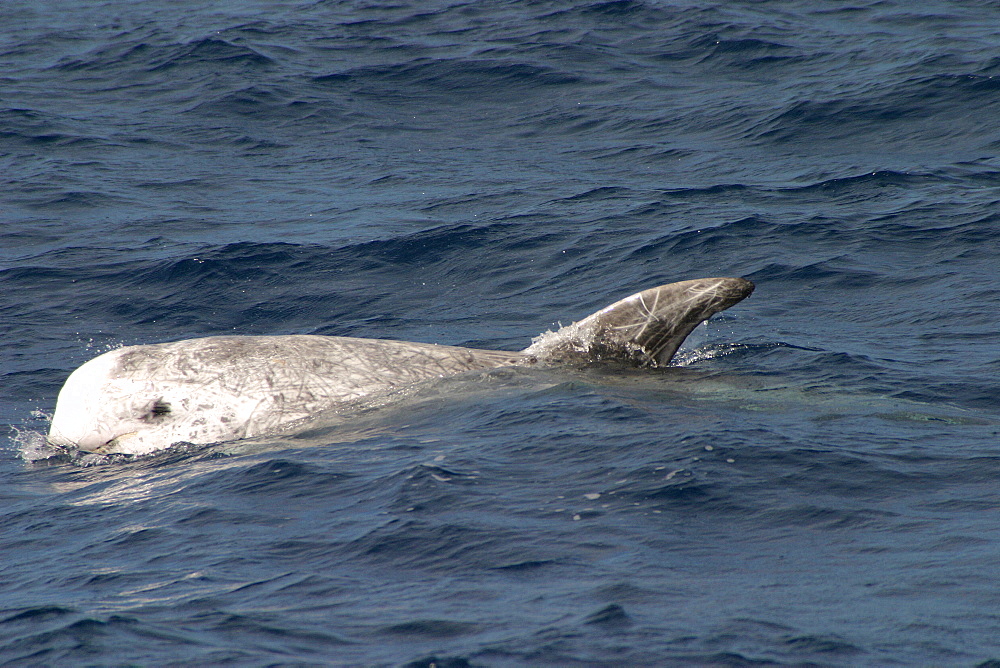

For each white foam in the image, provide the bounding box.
[522,320,597,360]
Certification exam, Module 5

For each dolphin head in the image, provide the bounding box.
[47,347,246,455]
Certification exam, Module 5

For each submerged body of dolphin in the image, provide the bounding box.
[48,277,754,455]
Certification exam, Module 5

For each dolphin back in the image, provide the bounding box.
[523,277,754,367]
[47,336,530,454]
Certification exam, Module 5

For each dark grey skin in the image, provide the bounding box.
[48,277,753,455]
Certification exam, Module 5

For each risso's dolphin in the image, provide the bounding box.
[47,277,754,455]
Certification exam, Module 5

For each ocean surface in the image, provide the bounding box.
[2,0,999,665]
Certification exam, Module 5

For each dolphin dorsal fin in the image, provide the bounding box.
[523,277,754,367]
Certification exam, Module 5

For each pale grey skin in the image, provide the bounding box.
[48,277,754,455]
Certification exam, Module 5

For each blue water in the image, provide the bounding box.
[3,0,1000,664]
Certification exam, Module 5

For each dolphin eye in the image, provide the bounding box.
[144,399,172,421]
